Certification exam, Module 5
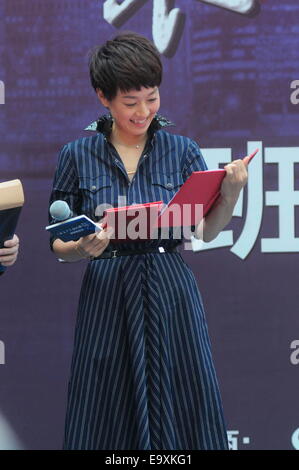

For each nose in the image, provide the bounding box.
[135,101,150,118]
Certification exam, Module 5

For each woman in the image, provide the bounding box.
[49,32,248,450]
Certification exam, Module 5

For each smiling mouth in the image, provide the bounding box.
[131,119,148,124]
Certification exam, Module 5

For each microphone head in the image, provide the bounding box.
[50,200,71,221]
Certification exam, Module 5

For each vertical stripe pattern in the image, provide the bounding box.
[49,115,228,450]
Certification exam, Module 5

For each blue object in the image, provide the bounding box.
[46,214,99,242]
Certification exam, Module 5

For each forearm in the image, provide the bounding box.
[52,238,84,262]
[195,157,248,243]
[195,194,238,243]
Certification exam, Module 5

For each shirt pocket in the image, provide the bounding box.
[79,174,112,192]
[78,175,113,217]
[151,172,183,202]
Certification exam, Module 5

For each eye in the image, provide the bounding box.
[148,98,157,103]
[125,103,136,107]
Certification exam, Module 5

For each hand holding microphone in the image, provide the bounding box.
[48,200,113,261]
[75,226,114,260]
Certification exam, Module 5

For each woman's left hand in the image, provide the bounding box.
[221,159,248,204]
[0,234,19,267]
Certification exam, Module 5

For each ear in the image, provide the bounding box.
[96,89,110,108]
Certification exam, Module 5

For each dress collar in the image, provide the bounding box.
[84,113,175,136]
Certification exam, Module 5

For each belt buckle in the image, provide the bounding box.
[111,250,118,259]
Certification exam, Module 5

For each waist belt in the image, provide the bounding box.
[92,246,178,260]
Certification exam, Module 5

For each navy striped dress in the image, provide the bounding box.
[49,114,228,450]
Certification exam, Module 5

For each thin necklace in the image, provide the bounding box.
[112,139,145,149]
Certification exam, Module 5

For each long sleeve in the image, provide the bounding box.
[48,144,81,250]
[181,138,208,181]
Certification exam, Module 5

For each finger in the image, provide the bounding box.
[0,245,19,256]
[0,254,18,264]
[85,233,98,241]
[225,161,247,177]
[92,238,111,258]
[83,228,110,244]
[89,237,110,252]
[234,159,247,171]
[224,161,238,168]
[96,226,114,240]
[87,239,110,258]
[224,164,235,177]
[96,236,110,251]
[0,260,15,267]
[4,235,19,248]
[79,233,99,249]
[229,160,246,173]
[233,160,248,179]
[80,233,111,256]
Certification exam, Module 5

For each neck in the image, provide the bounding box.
[110,124,147,148]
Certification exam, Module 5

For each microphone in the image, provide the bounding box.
[49,200,73,222]
[46,201,102,243]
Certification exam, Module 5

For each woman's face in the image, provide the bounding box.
[97,86,160,139]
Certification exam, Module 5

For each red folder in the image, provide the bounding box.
[103,201,163,241]
[103,149,258,241]
[156,169,225,228]
[156,148,258,228]
[102,171,224,241]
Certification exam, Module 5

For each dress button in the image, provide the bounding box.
[91,185,97,191]
[143,154,147,158]
[166,183,174,189]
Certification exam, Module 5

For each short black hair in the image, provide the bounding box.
[89,32,162,101]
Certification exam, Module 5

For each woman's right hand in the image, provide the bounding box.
[75,225,114,259]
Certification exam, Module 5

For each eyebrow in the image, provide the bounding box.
[122,88,157,99]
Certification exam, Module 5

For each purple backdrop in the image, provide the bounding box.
[1,0,299,450]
